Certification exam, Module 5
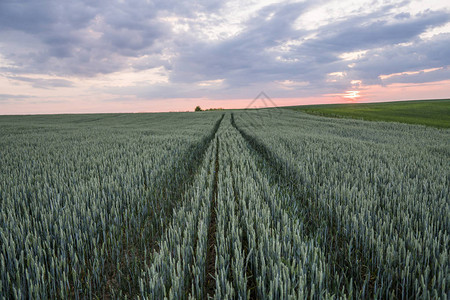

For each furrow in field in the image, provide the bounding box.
[139,136,215,299]
[222,115,332,298]
[213,122,249,299]
[138,115,225,299]
[231,112,360,297]
[204,137,219,299]
[115,114,225,298]
[232,110,449,298]
[0,113,225,299]
[227,156,258,300]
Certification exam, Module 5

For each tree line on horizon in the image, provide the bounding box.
[195,106,224,112]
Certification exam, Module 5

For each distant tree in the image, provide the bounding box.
[195,106,202,112]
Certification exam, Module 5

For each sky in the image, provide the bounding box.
[0,0,449,114]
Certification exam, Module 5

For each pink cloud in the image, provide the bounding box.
[1,79,449,115]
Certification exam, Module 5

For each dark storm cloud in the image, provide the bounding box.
[0,0,449,99]
[0,0,165,75]
[162,2,450,98]
[302,10,450,53]
[0,0,223,76]
[170,2,313,84]
[348,33,450,85]
[0,1,92,33]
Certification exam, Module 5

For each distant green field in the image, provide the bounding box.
[287,99,450,128]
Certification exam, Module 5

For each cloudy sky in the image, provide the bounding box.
[0,0,449,114]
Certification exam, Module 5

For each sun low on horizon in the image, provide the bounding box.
[343,91,361,101]
[1,2,449,298]
[1,0,450,114]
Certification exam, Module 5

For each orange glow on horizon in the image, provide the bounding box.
[379,67,443,80]
[343,90,361,101]
[1,78,450,115]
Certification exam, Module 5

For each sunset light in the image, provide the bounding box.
[343,91,361,101]
[0,0,449,114]
[1,1,449,298]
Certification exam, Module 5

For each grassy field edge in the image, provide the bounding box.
[285,99,450,128]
